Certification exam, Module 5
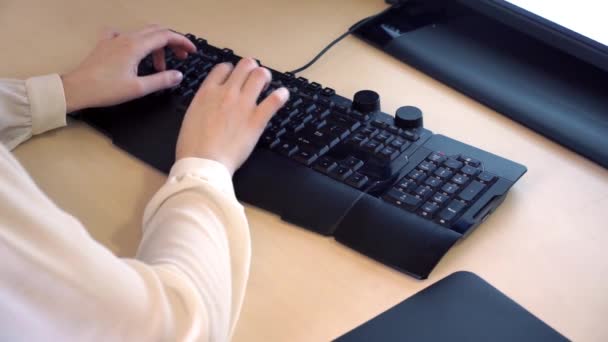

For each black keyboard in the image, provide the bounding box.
[79,33,527,279]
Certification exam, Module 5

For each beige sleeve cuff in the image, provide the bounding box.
[25,74,67,135]
[168,158,238,200]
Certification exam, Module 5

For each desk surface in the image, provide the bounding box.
[2,0,607,341]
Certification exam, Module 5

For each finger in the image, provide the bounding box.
[152,48,166,71]
[172,48,190,60]
[254,87,290,128]
[136,70,184,96]
[202,63,234,87]
[137,30,196,59]
[135,24,164,36]
[225,57,259,90]
[99,27,120,41]
[242,67,272,100]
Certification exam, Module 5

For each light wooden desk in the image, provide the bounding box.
[2,0,607,341]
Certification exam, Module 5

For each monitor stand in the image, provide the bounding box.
[352,2,608,168]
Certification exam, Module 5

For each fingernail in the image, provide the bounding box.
[173,71,183,83]
[277,87,290,100]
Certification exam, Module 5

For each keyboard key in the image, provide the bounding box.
[458,180,486,202]
[427,152,447,163]
[259,134,280,148]
[342,156,364,171]
[408,169,427,182]
[292,149,318,166]
[377,146,399,161]
[345,173,369,189]
[328,114,360,131]
[397,179,417,192]
[362,140,384,154]
[371,120,388,129]
[400,130,419,141]
[321,87,335,97]
[434,167,453,179]
[458,155,481,167]
[374,132,394,144]
[387,125,402,135]
[461,165,481,176]
[329,166,353,181]
[424,177,443,188]
[451,174,470,185]
[444,158,464,170]
[414,185,433,200]
[419,201,440,218]
[437,200,467,225]
[432,193,450,205]
[360,127,379,137]
[418,161,437,173]
[389,138,410,152]
[384,188,422,211]
[477,171,497,183]
[326,124,350,140]
[348,133,369,147]
[277,142,298,157]
[441,183,460,195]
[313,156,337,174]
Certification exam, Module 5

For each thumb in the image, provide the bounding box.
[136,70,183,96]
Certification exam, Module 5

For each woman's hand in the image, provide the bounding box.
[61,25,196,113]
[176,58,289,175]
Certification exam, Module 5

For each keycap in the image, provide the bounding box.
[345,173,369,189]
[377,146,399,161]
[400,130,419,141]
[259,134,280,148]
[387,125,402,135]
[424,177,443,188]
[362,140,384,154]
[441,183,460,195]
[389,138,410,152]
[451,174,470,185]
[437,200,466,225]
[444,158,464,170]
[397,179,417,192]
[329,166,353,181]
[458,180,486,201]
[478,171,496,183]
[408,169,427,182]
[458,155,481,167]
[434,167,453,179]
[292,149,318,166]
[313,156,337,174]
[277,142,298,157]
[348,133,369,147]
[384,188,422,211]
[321,87,335,96]
[414,185,433,200]
[371,120,388,129]
[418,161,437,172]
[342,156,364,171]
[461,165,481,176]
[432,193,450,205]
[360,127,379,138]
[427,152,447,163]
[374,132,394,144]
[419,202,440,218]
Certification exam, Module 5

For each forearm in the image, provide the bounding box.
[0,75,67,150]
[138,158,252,341]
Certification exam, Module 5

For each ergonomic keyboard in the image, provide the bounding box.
[78,33,527,279]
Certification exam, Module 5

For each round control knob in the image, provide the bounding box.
[352,90,381,113]
[395,106,423,129]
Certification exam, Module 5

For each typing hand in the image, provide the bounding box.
[176,58,289,175]
[61,25,196,113]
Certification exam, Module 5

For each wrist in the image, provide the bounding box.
[61,73,89,113]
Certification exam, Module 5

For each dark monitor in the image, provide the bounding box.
[463,0,608,72]
[353,1,608,168]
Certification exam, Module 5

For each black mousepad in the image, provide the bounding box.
[334,271,569,342]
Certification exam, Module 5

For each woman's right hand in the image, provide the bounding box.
[175,57,289,175]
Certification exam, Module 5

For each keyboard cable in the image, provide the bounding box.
[289,5,396,75]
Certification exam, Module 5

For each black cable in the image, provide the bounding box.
[289,5,395,74]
